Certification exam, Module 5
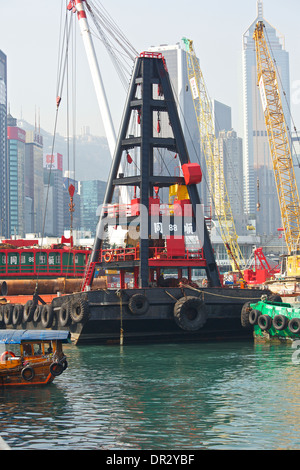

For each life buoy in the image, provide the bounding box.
[58,303,71,326]
[41,304,54,328]
[128,294,149,315]
[21,366,35,381]
[174,296,207,331]
[288,317,300,335]
[70,298,89,323]
[50,362,64,377]
[104,252,112,262]
[0,351,16,362]
[249,309,261,325]
[272,314,288,331]
[12,304,23,326]
[257,314,272,331]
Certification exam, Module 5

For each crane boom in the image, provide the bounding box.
[253,21,300,256]
[183,38,245,272]
[68,0,128,204]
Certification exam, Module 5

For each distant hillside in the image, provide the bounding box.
[18,119,112,181]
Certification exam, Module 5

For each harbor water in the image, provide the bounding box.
[1,339,300,450]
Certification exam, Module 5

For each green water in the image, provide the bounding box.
[1,340,300,450]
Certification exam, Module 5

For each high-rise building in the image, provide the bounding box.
[25,130,44,234]
[242,0,289,234]
[215,129,244,229]
[7,114,26,236]
[0,50,8,237]
[79,180,106,235]
[43,153,64,236]
[147,43,200,172]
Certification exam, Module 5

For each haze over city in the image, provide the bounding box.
[1,0,299,139]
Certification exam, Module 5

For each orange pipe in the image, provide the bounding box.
[1,277,107,296]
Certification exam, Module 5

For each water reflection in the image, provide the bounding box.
[1,340,300,449]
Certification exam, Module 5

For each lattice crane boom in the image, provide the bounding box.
[253,21,300,256]
[183,38,245,272]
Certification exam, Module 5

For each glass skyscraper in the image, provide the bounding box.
[0,50,8,237]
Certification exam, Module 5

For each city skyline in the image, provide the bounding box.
[0,1,299,142]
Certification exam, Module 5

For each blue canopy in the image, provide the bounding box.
[0,329,71,344]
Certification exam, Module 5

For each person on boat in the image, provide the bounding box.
[23,344,32,356]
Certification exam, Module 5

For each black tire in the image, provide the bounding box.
[23,300,36,323]
[257,314,272,331]
[70,298,89,323]
[249,309,261,325]
[128,294,149,315]
[50,362,64,377]
[174,296,207,331]
[33,305,42,323]
[58,303,71,327]
[12,304,23,326]
[288,318,300,335]
[21,366,35,381]
[268,294,282,303]
[0,304,4,322]
[241,301,252,328]
[272,314,288,331]
[3,304,13,325]
[41,304,54,328]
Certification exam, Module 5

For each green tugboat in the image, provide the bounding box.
[242,296,300,343]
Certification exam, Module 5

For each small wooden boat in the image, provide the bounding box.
[0,329,70,387]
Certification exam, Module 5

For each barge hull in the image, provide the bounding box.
[2,286,268,345]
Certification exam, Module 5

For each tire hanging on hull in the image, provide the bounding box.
[173,296,207,331]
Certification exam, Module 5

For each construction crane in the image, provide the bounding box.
[253,21,300,278]
[182,38,245,275]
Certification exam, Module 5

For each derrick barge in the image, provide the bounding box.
[1,51,270,344]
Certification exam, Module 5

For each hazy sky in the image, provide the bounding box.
[1,0,299,141]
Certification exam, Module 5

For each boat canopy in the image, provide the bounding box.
[0,329,71,344]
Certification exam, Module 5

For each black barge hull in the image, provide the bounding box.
[6,286,268,345]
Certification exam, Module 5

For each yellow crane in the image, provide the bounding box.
[253,21,300,278]
[182,37,245,274]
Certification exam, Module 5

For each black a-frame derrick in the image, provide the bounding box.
[87,53,220,288]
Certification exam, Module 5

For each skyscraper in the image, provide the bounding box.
[25,130,44,234]
[7,113,26,237]
[0,50,8,237]
[242,0,290,234]
[43,153,64,236]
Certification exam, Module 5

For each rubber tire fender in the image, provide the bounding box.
[70,298,89,323]
[58,302,71,326]
[272,314,288,331]
[288,317,300,335]
[23,300,36,323]
[50,362,64,377]
[21,366,35,381]
[257,314,272,331]
[41,304,54,328]
[249,309,261,325]
[33,305,42,323]
[174,296,207,331]
[241,301,252,328]
[3,304,14,325]
[12,304,23,326]
[128,294,149,315]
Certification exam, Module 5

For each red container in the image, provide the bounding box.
[182,163,202,185]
